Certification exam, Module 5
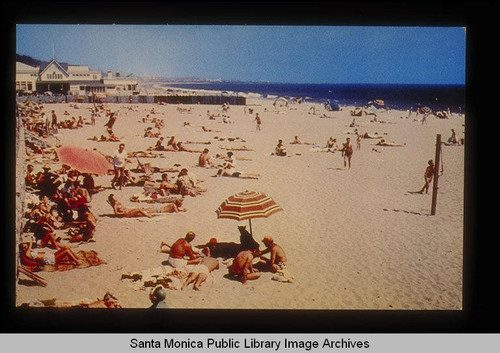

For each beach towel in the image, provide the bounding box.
[121,263,215,291]
[271,269,295,283]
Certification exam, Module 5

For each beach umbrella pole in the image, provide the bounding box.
[431,134,441,215]
[248,218,253,236]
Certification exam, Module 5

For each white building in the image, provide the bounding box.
[15,62,39,93]
[16,58,138,98]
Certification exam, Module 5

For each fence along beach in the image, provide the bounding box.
[16,83,465,309]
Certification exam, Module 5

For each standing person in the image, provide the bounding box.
[104,112,117,130]
[90,109,96,126]
[341,137,353,169]
[356,133,361,151]
[111,143,127,190]
[419,160,435,194]
[255,113,262,131]
[51,110,58,132]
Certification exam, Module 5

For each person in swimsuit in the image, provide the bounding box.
[228,249,261,284]
[419,159,435,194]
[341,137,353,169]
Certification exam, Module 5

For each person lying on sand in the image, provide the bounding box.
[290,135,315,145]
[361,132,384,139]
[375,139,406,147]
[181,256,219,291]
[214,152,260,179]
[228,249,262,284]
[107,193,154,218]
[19,241,80,267]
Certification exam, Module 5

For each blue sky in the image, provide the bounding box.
[16,25,466,84]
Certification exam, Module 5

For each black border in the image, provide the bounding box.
[3,1,498,333]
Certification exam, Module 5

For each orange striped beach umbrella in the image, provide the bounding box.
[216,190,283,235]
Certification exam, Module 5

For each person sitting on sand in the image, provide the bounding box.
[163,231,201,269]
[181,256,219,291]
[228,249,262,284]
[274,139,287,156]
[375,139,405,147]
[25,164,37,188]
[107,193,153,218]
[326,137,339,151]
[68,209,97,243]
[447,129,458,144]
[158,173,178,196]
[176,168,204,196]
[198,148,214,167]
[257,236,287,273]
[167,136,178,150]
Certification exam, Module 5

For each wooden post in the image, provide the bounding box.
[431,134,441,215]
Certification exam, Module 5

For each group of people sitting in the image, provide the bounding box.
[157,224,287,291]
[20,164,102,270]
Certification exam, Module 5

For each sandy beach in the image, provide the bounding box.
[16,94,465,310]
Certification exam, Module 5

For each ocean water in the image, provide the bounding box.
[161,82,465,112]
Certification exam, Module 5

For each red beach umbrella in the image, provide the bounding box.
[56,145,112,175]
[216,190,283,235]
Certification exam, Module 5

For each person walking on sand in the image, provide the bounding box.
[418,159,435,194]
[111,143,127,190]
[341,137,353,169]
[255,113,262,131]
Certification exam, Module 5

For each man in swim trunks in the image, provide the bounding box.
[341,137,353,169]
[228,249,261,284]
[419,159,435,194]
[258,236,287,273]
[167,231,201,269]
[181,256,219,291]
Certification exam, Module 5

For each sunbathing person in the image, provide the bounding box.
[68,209,98,243]
[20,241,80,268]
[274,139,287,156]
[176,168,205,196]
[198,148,214,167]
[159,173,178,196]
[257,236,287,273]
[107,193,154,218]
[181,256,219,291]
[375,139,405,147]
[163,232,201,269]
[167,136,178,150]
[154,137,165,150]
[326,137,339,151]
[228,249,262,284]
